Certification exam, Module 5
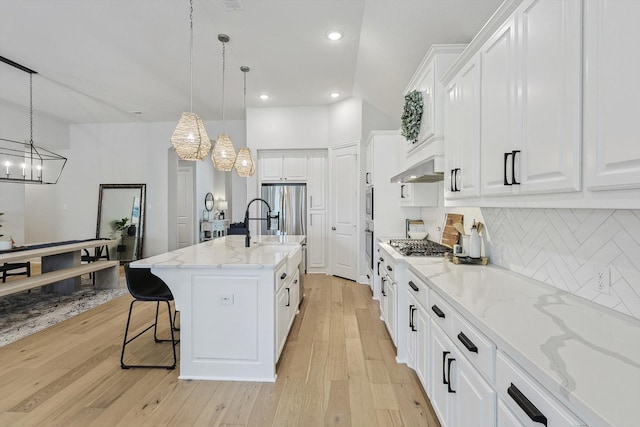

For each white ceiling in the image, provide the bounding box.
[0,0,502,126]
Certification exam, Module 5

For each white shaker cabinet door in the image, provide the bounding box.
[480,15,519,197]
[584,0,640,191]
[517,0,582,195]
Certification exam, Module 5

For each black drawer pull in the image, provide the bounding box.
[504,152,512,186]
[508,383,547,426]
[432,304,445,318]
[409,304,415,330]
[280,272,287,280]
[408,281,419,292]
[447,358,456,393]
[285,287,291,307]
[458,332,478,353]
[379,257,384,262]
[386,265,393,272]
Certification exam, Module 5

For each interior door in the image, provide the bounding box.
[177,166,194,249]
[330,143,358,280]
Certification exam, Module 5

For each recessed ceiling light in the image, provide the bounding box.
[326,31,343,41]
[259,94,270,100]
[330,92,340,98]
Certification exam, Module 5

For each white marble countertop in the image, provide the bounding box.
[380,242,640,427]
[131,235,305,270]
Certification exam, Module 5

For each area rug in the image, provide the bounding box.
[0,277,128,347]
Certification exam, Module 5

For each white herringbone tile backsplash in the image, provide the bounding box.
[420,204,640,320]
[481,208,640,319]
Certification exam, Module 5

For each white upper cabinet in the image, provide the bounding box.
[444,55,481,200]
[517,0,582,195]
[403,45,466,160]
[259,152,308,182]
[584,0,640,191]
[480,16,519,197]
[480,0,582,197]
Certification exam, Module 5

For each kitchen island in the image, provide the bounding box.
[130,234,304,382]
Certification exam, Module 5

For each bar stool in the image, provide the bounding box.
[120,264,179,370]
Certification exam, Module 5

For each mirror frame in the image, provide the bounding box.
[96,183,146,262]
[205,192,214,211]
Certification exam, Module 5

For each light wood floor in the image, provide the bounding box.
[0,274,441,426]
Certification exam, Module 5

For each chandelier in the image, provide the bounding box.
[0,56,67,184]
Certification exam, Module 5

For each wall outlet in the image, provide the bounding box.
[592,265,611,295]
[218,293,234,305]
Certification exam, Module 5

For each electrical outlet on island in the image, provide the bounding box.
[592,265,611,295]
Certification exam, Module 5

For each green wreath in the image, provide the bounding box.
[401,90,423,143]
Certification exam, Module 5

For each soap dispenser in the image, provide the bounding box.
[469,219,481,259]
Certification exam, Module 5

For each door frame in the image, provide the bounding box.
[328,140,361,279]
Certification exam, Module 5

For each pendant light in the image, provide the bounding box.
[211,34,237,171]
[0,56,67,184]
[170,0,211,161]
[234,66,255,177]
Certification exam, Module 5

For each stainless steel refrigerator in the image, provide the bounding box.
[260,183,306,236]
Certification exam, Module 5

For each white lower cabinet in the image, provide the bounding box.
[385,275,397,345]
[496,351,584,427]
[498,398,526,427]
[307,211,326,270]
[275,268,300,361]
[430,320,496,427]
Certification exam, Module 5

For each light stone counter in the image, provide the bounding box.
[401,256,639,427]
[133,234,305,270]
[130,235,305,382]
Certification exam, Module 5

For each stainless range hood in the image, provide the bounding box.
[390,158,444,183]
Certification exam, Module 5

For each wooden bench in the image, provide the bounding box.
[0,260,120,297]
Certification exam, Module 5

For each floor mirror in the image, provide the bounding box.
[96,184,146,263]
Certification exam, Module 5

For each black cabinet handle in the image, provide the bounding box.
[379,257,384,262]
[447,358,456,393]
[408,281,419,292]
[450,169,455,192]
[400,184,407,199]
[453,168,460,192]
[508,383,547,426]
[411,307,417,331]
[458,332,478,353]
[432,304,445,318]
[285,287,290,307]
[381,277,386,296]
[504,152,512,186]
[386,265,393,272]
[280,272,287,280]
[377,261,381,276]
[409,304,415,329]
[442,351,450,385]
[511,150,520,185]
[366,172,371,184]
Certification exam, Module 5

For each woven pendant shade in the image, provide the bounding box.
[234,147,255,177]
[212,133,236,171]
[171,112,211,160]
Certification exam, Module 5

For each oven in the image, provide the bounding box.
[365,227,374,271]
[365,187,374,220]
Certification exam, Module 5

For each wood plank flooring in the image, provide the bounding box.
[0,273,441,426]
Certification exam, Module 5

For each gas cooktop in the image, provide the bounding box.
[389,239,451,257]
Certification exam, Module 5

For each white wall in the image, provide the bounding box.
[17,119,244,257]
[1,99,70,245]
[246,106,329,150]
[328,98,362,145]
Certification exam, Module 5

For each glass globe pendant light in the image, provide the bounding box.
[234,66,255,177]
[211,34,237,171]
[170,0,211,161]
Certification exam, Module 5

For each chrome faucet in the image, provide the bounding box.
[243,198,279,247]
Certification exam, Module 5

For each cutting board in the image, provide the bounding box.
[441,213,463,248]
